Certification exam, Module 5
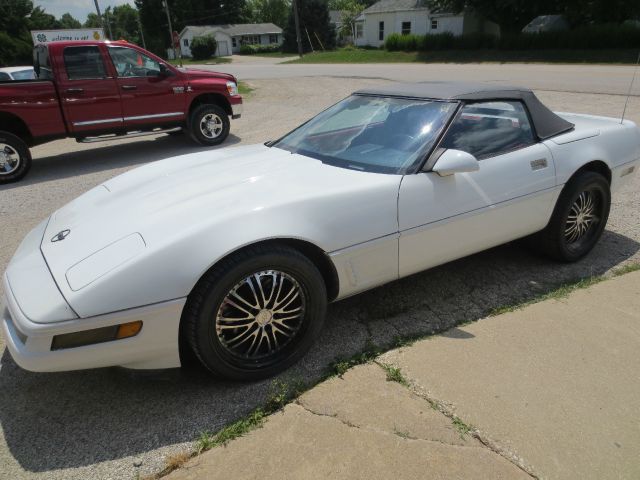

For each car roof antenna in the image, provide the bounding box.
[621,52,640,124]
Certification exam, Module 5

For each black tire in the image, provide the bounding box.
[183,245,327,380]
[188,104,230,146]
[0,131,31,184]
[533,171,611,262]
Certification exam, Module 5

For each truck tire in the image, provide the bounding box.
[189,104,230,146]
[0,131,31,184]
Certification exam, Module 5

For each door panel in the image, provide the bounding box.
[398,143,558,277]
[107,46,186,127]
[57,45,123,134]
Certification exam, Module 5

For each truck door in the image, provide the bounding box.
[106,45,187,128]
[57,45,123,134]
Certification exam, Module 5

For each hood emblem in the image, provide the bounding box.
[51,229,70,242]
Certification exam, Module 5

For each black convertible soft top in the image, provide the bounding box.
[354,81,574,140]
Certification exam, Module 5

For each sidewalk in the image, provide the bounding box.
[167,270,640,480]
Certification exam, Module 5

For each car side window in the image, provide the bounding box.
[441,101,536,159]
[107,46,161,78]
[63,46,107,80]
[0,72,10,81]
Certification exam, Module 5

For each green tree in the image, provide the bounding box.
[59,12,82,29]
[136,0,251,57]
[425,0,560,33]
[328,0,364,38]
[283,0,336,52]
[84,13,103,28]
[247,0,290,28]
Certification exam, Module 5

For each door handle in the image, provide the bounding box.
[121,85,137,91]
[65,88,84,94]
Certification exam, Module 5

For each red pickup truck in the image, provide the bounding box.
[0,40,243,183]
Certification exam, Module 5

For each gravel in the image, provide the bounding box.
[0,73,638,480]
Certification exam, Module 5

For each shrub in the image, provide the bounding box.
[190,35,217,60]
[383,24,640,52]
[239,43,281,55]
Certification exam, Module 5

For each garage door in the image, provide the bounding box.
[217,41,230,57]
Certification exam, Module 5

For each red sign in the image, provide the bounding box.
[172,31,180,48]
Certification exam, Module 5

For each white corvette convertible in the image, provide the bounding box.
[2,82,639,379]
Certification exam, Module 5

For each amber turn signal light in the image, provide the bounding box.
[51,321,143,350]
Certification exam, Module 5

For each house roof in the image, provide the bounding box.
[363,0,428,14]
[181,23,282,38]
[354,82,574,139]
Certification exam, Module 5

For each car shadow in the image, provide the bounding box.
[0,133,243,189]
[0,229,638,475]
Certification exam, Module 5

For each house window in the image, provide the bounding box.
[379,21,384,41]
[431,19,438,30]
[243,35,261,45]
[232,37,237,48]
[183,39,189,47]
[356,23,363,38]
[401,21,411,35]
[269,34,278,44]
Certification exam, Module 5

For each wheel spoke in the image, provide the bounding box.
[215,269,306,361]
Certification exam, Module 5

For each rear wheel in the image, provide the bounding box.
[534,171,610,262]
[183,245,327,380]
[0,131,31,184]
[188,104,230,146]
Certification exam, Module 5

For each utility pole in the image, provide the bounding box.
[162,0,179,63]
[104,8,114,40]
[136,10,147,49]
[292,0,303,57]
[92,0,106,36]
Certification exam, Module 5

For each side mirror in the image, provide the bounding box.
[432,149,479,177]
[159,63,173,77]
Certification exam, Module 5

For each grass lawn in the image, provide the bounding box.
[169,57,232,66]
[284,48,640,64]
[238,81,253,95]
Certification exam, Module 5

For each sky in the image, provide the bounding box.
[35,0,136,23]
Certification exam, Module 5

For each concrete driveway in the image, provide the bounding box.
[0,67,639,479]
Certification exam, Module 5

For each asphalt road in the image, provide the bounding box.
[211,59,640,95]
[0,66,639,480]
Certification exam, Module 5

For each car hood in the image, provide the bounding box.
[179,67,235,83]
[40,144,401,316]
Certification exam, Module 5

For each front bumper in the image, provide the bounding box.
[2,277,184,372]
[231,97,243,119]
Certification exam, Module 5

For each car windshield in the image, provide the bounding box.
[273,95,457,174]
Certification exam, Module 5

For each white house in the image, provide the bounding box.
[179,23,283,57]
[354,0,498,47]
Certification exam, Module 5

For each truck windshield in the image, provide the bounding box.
[273,95,457,174]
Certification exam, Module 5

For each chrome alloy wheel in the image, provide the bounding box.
[215,270,306,361]
[199,113,223,139]
[565,190,600,244]
[0,144,20,176]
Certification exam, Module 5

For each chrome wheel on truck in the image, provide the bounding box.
[189,104,230,146]
[0,132,31,184]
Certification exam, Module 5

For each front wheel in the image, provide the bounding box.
[534,171,611,262]
[183,245,327,380]
[188,104,230,146]
[0,131,32,184]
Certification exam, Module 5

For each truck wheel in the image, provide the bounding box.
[189,104,230,146]
[0,132,31,184]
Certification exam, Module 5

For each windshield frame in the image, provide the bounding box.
[271,94,461,175]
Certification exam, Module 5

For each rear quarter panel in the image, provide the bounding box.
[543,114,640,192]
[0,81,66,140]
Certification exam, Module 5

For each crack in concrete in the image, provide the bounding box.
[395,375,540,480]
[293,401,486,451]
